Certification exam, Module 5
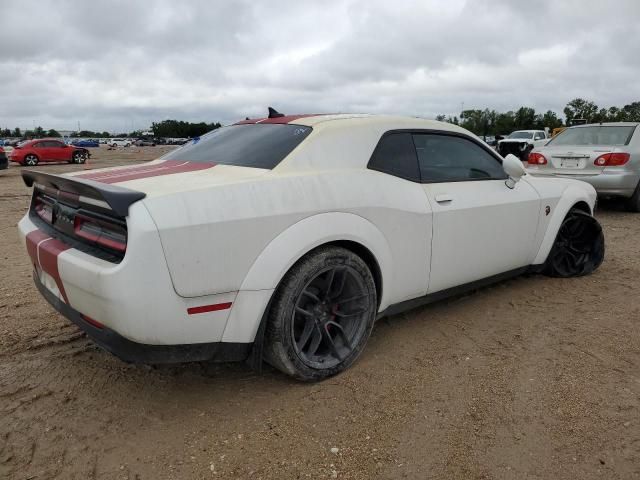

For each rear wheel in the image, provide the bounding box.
[264,246,377,381]
[24,154,38,166]
[544,208,604,277]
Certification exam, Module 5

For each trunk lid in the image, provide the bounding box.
[66,160,269,198]
[536,145,613,175]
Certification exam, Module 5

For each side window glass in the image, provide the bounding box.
[534,133,543,140]
[413,134,506,183]
[368,133,420,182]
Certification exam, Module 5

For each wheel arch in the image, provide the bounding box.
[324,239,383,308]
[222,212,393,345]
[532,186,596,265]
[571,200,592,215]
[239,212,391,303]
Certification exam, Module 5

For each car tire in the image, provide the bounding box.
[72,151,86,164]
[543,208,604,278]
[625,182,640,212]
[264,246,377,381]
[24,154,39,166]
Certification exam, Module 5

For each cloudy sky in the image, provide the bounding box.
[1,0,639,133]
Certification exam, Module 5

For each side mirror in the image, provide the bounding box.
[503,154,526,189]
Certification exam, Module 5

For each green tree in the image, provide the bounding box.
[12,127,21,137]
[622,102,640,122]
[535,110,563,130]
[513,107,536,130]
[564,98,598,124]
[47,129,61,137]
[151,119,222,138]
[494,111,515,135]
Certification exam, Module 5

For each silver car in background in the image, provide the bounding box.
[527,123,640,211]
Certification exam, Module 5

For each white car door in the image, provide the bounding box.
[412,133,541,294]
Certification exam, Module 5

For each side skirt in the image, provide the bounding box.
[378,266,530,319]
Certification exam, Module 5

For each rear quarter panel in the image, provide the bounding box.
[142,169,433,309]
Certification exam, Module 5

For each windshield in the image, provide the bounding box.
[508,131,533,139]
[548,125,636,146]
[161,124,312,169]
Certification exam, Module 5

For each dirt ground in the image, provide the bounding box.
[0,146,639,480]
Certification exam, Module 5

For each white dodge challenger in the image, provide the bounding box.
[18,113,605,381]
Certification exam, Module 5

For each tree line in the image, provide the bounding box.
[3,99,640,140]
[438,98,640,137]
[0,119,223,140]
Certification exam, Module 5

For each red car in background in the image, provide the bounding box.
[9,138,90,166]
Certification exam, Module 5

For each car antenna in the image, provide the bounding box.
[268,107,285,118]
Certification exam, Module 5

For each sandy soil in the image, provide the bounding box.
[0,147,638,479]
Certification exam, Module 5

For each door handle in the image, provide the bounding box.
[434,194,453,203]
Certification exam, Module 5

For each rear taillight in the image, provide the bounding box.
[74,214,127,252]
[594,152,630,166]
[528,152,547,165]
[34,197,54,223]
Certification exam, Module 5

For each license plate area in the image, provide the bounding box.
[560,158,581,168]
[35,266,65,302]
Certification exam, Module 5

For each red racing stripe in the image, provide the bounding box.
[75,160,215,184]
[25,230,50,268]
[26,231,71,303]
[234,114,327,125]
[38,238,71,303]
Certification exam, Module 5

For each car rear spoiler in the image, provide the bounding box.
[22,170,146,217]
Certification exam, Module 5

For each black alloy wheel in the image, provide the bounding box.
[265,246,377,381]
[545,209,604,277]
[292,264,370,369]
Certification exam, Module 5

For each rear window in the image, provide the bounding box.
[549,125,636,146]
[161,124,312,169]
[508,131,534,139]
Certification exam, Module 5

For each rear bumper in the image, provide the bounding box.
[527,168,640,198]
[18,205,239,346]
[34,271,251,364]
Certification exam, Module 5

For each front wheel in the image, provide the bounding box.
[264,246,377,381]
[544,209,604,277]
[72,151,86,164]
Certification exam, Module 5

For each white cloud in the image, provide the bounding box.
[0,0,639,132]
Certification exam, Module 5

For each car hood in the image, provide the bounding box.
[65,159,269,198]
